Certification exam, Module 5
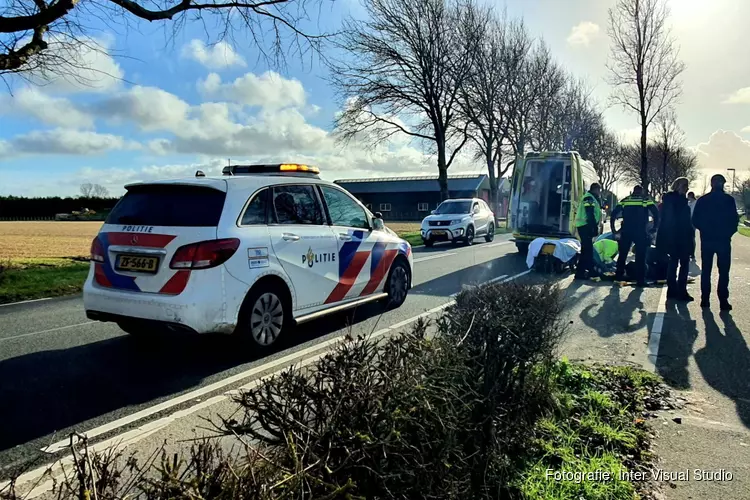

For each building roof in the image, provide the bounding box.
[334,173,500,194]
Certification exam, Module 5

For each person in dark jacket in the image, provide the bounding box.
[610,185,659,286]
[692,174,739,310]
[657,177,693,301]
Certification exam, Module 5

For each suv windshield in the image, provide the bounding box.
[106,185,226,227]
[434,201,471,215]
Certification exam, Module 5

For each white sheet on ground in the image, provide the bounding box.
[526,237,581,269]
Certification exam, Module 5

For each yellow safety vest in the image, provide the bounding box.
[575,192,601,228]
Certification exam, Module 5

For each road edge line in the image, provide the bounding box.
[646,284,669,371]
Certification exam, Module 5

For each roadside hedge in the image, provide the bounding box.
[2,281,666,500]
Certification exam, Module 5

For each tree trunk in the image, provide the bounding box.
[640,119,649,192]
[662,149,668,197]
[437,139,449,201]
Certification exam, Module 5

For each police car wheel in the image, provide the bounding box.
[485,223,495,242]
[385,260,410,308]
[238,284,290,348]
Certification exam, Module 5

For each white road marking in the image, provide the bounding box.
[413,252,457,263]
[0,297,52,308]
[0,322,97,343]
[486,240,513,248]
[646,285,669,371]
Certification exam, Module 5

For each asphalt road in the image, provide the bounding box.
[0,235,529,475]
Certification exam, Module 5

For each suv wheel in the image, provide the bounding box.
[485,223,495,242]
[423,238,433,247]
[464,225,475,246]
[385,259,410,308]
[238,284,290,349]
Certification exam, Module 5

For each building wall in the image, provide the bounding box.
[354,191,479,221]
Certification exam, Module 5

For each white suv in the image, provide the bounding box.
[84,164,413,348]
[420,198,495,247]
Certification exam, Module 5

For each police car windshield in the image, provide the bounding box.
[106,185,226,227]
[435,201,471,214]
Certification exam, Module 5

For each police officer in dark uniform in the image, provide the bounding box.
[610,185,659,286]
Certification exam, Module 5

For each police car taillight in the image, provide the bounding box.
[90,237,105,263]
[169,238,240,270]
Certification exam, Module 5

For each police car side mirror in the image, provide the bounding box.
[372,218,385,231]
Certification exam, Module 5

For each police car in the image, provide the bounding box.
[84,164,414,348]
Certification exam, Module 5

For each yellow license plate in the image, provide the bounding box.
[116,255,159,273]
[432,230,446,236]
[541,244,555,255]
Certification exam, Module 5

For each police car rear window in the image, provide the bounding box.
[106,185,226,227]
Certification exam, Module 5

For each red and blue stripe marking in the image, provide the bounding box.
[93,232,190,295]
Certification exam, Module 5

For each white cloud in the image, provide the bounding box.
[692,130,750,189]
[567,21,601,46]
[198,71,306,109]
[617,127,642,145]
[742,125,750,134]
[93,86,190,131]
[23,35,124,94]
[3,129,139,156]
[723,87,750,104]
[0,88,94,129]
[181,40,246,70]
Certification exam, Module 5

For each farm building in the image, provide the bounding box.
[334,173,510,222]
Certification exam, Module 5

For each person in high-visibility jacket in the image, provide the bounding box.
[593,238,619,274]
[574,182,602,280]
[610,185,659,285]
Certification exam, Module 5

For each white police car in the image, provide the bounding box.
[84,164,413,348]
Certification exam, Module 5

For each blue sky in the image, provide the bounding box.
[1,0,750,197]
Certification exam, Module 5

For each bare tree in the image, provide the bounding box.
[79,182,93,197]
[92,184,110,198]
[653,108,684,194]
[456,5,516,214]
[607,0,685,192]
[622,142,697,199]
[589,129,627,195]
[1,0,331,82]
[331,0,474,200]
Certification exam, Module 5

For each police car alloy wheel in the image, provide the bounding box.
[251,292,284,346]
[386,260,409,307]
[485,223,495,242]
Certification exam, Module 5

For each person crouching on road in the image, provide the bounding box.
[574,182,602,280]
[593,238,618,275]
[657,177,694,301]
[610,185,659,286]
[692,174,739,310]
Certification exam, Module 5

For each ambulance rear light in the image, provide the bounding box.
[90,237,105,263]
[169,238,240,270]
[222,164,320,177]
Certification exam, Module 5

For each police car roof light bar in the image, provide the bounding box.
[222,164,320,177]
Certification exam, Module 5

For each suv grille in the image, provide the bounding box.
[429,220,451,227]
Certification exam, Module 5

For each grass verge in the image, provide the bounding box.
[0,258,89,304]
[518,360,663,499]
[393,219,510,247]
[739,216,750,237]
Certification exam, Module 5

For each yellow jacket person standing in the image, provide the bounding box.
[574,183,602,280]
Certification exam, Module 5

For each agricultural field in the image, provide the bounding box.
[0,221,102,260]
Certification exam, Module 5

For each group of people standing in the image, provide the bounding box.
[574,175,740,311]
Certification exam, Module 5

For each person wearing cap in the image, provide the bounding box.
[657,177,694,301]
[610,185,659,286]
[691,174,740,310]
[574,183,602,280]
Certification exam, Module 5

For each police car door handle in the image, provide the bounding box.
[338,233,352,241]
[282,233,300,241]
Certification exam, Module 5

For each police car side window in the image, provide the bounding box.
[240,188,268,225]
[320,186,369,229]
[271,185,324,225]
